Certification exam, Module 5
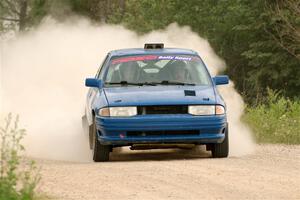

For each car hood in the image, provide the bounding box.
[103,85,216,106]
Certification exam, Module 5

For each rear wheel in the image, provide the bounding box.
[211,127,229,158]
[92,117,110,162]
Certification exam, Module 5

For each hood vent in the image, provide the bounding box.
[184,90,196,96]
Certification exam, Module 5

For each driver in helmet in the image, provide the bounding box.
[170,61,189,82]
[118,61,140,82]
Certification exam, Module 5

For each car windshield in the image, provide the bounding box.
[105,55,212,86]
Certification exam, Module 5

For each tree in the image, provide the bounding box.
[266,0,300,61]
[0,0,28,31]
[111,0,300,103]
[69,0,126,23]
[1,0,298,104]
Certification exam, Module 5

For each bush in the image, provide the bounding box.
[244,90,300,144]
[0,114,40,200]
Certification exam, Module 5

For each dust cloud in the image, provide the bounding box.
[0,18,255,161]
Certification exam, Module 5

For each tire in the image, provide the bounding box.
[81,115,91,149]
[92,117,110,162]
[88,124,93,150]
[211,126,229,158]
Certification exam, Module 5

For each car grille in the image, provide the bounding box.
[127,130,199,137]
[137,105,188,115]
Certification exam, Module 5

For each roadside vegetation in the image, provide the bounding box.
[1,0,299,144]
[0,114,40,200]
[244,90,300,144]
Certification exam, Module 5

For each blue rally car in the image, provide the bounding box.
[85,43,229,162]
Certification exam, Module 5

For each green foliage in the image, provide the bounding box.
[69,0,126,23]
[27,0,49,26]
[119,0,175,33]
[0,114,40,200]
[1,0,299,104]
[243,89,300,144]
[112,0,300,104]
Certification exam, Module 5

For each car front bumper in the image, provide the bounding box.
[95,114,227,145]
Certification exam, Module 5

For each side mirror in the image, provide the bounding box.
[85,78,103,88]
[213,75,229,85]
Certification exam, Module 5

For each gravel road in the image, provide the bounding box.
[37,144,300,200]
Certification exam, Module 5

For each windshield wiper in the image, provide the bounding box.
[105,81,143,86]
[139,82,158,86]
[160,80,195,86]
[106,81,158,86]
[106,81,195,86]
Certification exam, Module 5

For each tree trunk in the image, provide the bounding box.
[18,0,27,31]
[119,0,125,17]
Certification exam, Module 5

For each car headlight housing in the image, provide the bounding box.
[188,105,225,115]
[98,107,137,117]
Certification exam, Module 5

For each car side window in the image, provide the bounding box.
[96,54,110,79]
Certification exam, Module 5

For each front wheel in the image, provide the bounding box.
[92,117,110,162]
[211,127,229,158]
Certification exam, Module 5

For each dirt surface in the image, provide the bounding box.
[37,144,300,200]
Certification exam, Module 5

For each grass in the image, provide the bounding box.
[0,114,41,200]
[243,90,300,144]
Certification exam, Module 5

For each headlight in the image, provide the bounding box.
[98,107,137,117]
[188,105,225,115]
